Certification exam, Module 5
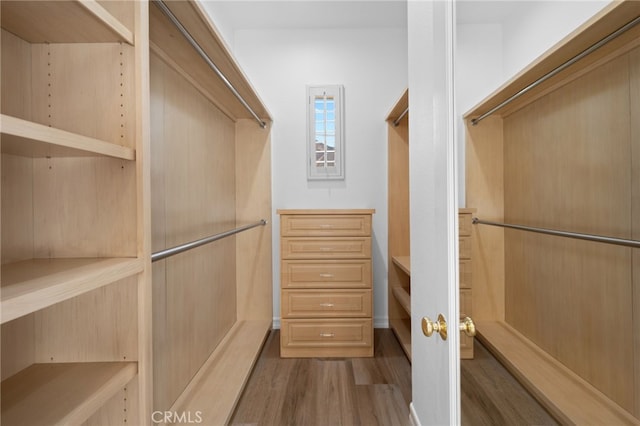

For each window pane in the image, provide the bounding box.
[308,85,343,179]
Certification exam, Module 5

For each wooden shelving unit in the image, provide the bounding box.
[386,90,476,362]
[386,89,411,362]
[1,1,150,424]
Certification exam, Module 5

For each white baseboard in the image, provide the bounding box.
[374,316,389,329]
[409,402,420,426]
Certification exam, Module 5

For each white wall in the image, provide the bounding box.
[502,1,610,81]
[231,27,408,327]
[455,22,503,206]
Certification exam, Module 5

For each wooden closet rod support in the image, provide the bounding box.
[151,219,268,262]
[471,14,640,126]
[152,0,267,129]
[473,217,640,249]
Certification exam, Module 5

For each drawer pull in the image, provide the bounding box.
[320,333,335,338]
[320,247,333,251]
[320,224,334,228]
[319,303,335,307]
[319,273,334,278]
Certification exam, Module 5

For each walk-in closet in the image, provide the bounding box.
[2,0,640,425]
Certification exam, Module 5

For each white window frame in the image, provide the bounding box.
[307,85,345,180]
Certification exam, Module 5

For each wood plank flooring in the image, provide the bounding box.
[231,328,557,426]
[461,341,557,426]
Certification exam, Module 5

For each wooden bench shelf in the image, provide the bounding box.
[1,257,143,324]
[169,320,271,425]
[1,0,133,44]
[1,362,137,426]
[477,321,639,426]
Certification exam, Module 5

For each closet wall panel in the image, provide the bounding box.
[1,154,33,263]
[465,116,504,321]
[150,51,238,411]
[30,43,136,149]
[631,46,640,417]
[34,277,138,363]
[503,46,636,412]
[1,316,34,381]
[235,119,272,321]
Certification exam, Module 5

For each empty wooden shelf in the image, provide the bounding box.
[1,362,137,426]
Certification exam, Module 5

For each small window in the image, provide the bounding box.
[307,85,344,180]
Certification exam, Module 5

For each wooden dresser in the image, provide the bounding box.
[459,208,475,359]
[278,209,375,358]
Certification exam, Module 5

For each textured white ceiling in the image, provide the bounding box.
[200,0,534,34]
[200,1,408,31]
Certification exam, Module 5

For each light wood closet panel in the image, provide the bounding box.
[503,52,634,410]
[631,45,640,418]
[465,3,640,423]
[148,1,273,423]
[387,92,411,360]
[1,1,151,424]
[151,51,237,411]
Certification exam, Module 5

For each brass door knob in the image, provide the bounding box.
[459,316,476,337]
[421,314,448,340]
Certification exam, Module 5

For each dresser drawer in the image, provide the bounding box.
[460,288,473,359]
[280,214,371,237]
[460,259,472,289]
[281,237,371,259]
[459,212,473,237]
[459,236,472,260]
[280,319,373,357]
[282,289,372,318]
[281,260,371,289]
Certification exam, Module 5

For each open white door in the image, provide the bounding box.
[407,1,459,425]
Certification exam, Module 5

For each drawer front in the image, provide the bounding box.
[459,213,473,237]
[460,288,474,359]
[281,237,371,260]
[459,236,472,260]
[281,319,373,349]
[459,259,472,289]
[280,214,371,237]
[281,260,372,289]
[281,289,372,318]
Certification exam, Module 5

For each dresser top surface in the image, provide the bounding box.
[277,209,375,215]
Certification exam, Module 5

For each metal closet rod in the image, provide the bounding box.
[152,0,267,129]
[151,219,268,262]
[393,107,409,127]
[473,217,640,249]
[471,14,640,126]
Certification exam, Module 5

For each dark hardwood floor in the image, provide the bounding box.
[231,328,556,426]
[461,341,557,426]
